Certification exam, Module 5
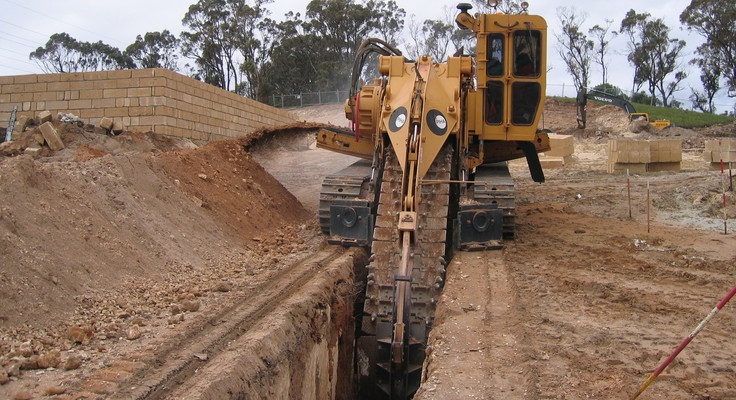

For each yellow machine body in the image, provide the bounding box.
[316,4,550,399]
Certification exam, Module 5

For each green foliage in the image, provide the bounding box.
[620,10,687,107]
[125,30,180,70]
[681,1,736,95]
[630,91,661,107]
[262,0,406,98]
[592,83,627,99]
[181,0,273,92]
[30,33,131,73]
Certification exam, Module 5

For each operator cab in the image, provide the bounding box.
[456,1,547,142]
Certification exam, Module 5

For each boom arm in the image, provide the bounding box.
[576,88,637,128]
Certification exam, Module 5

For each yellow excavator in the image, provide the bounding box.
[317,2,549,398]
[576,87,671,130]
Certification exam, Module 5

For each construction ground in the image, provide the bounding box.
[0,99,735,399]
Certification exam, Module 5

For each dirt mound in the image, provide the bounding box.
[0,120,322,395]
[540,98,710,149]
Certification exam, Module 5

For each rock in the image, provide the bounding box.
[20,355,39,370]
[19,341,33,357]
[13,115,33,134]
[125,325,141,341]
[181,300,200,312]
[45,386,66,395]
[64,355,83,371]
[12,391,32,400]
[68,326,94,344]
[215,281,232,293]
[7,362,21,377]
[0,369,8,384]
[197,173,208,180]
[23,146,42,157]
[37,350,61,369]
[170,305,181,315]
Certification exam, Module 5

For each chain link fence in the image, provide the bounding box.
[270,90,350,108]
[272,85,735,115]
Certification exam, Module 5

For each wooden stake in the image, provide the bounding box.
[720,141,728,235]
[627,169,632,219]
[647,181,651,234]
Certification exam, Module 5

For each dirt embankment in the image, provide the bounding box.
[0,121,324,398]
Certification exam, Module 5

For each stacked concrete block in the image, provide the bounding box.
[540,134,574,168]
[648,139,682,172]
[704,139,736,169]
[1,68,297,142]
[607,139,681,174]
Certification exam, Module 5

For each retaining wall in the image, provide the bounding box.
[0,69,296,141]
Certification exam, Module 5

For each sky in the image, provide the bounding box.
[0,0,733,112]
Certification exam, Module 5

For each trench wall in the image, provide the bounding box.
[0,69,296,141]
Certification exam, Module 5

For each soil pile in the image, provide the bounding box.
[0,120,317,396]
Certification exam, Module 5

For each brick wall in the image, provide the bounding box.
[0,69,296,141]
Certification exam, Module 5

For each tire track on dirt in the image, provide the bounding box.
[416,251,535,399]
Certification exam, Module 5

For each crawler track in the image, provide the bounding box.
[473,163,516,239]
[358,145,452,399]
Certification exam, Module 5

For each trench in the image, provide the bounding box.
[156,248,368,400]
[228,130,373,400]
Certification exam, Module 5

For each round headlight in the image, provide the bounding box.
[396,113,407,128]
[434,114,447,130]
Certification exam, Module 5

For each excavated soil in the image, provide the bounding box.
[1,99,735,399]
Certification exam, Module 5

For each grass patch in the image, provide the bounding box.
[632,103,733,128]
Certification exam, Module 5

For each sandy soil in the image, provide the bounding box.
[1,99,735,399]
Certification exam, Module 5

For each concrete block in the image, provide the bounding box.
[540,156,565,169]
[37,110,52,123]
[647,162,681,172]
[24,146,42,156]
[704,139,736,162]
[100,117,114,131]
[13,115,33,133]
[608,162,647,175]
[112,120,124,135]
[39,122,65,151]
[546,135,574,157]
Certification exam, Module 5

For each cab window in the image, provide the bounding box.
[513,30,541,77]
[511,82,541,125]
[486,34,504,77]
[485,81,504,125]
